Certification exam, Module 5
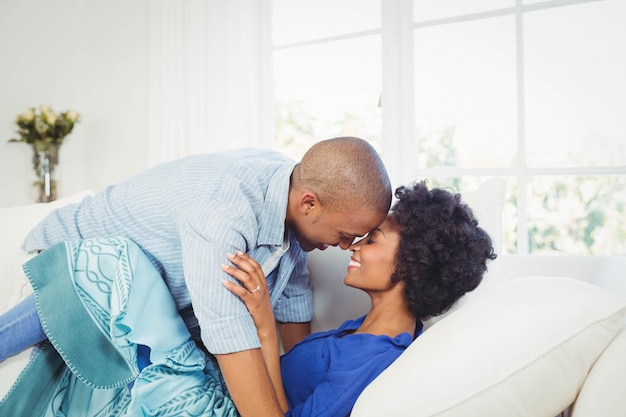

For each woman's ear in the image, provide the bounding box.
[389,270,405,289]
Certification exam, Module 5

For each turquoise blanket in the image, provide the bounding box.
[0,237,239,417]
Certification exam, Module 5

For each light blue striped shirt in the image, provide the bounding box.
[23,148,313,354]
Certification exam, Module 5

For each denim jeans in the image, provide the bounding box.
[0,293,46,362]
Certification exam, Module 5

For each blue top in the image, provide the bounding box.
[22,148,313,354]
[281,315,418,417]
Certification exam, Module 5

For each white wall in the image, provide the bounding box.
[0,0,150,206]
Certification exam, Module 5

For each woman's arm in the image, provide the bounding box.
[222,251,289,413]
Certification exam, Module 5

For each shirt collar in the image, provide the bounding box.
[257,162,295,246]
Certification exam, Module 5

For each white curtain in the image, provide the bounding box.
[148,0,273,166]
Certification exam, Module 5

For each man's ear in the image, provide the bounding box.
[298,192,319,214]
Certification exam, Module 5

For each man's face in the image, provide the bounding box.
[291,207,386,252]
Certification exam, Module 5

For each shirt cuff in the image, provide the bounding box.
[200,312,262,354]
[274,291,314,323]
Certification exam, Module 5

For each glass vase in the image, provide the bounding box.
[32,144,59,203]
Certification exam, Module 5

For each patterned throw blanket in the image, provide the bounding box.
[0,237,239,417]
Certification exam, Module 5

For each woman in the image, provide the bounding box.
[222,181,497,417]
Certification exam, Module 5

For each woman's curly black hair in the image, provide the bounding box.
[391,181,497,320]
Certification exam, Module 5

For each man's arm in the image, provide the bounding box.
[277,321,310,353]
[216,349,284,417]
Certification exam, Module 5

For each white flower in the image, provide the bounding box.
[41,109,57,125]
[16,108,35,123]
[34,116,49,135]
[65,110,79,123]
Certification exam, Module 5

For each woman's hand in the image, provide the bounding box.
[222,251,275,340]
[222,250,289,413]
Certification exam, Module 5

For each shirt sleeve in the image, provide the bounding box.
[285,337,405,417]
[179,198,262,354]
[22,201,88,251]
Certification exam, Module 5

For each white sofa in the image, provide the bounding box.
[2,184,626,417]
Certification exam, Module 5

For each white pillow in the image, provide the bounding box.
[421,177,506,330]
[570,326,626,417]
[0,191,93,312]
[460,177,506,257]
[351,276,626,417]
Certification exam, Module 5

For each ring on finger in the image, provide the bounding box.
[250,285,261,293]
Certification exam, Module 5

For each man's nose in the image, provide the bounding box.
[338,239,353,250]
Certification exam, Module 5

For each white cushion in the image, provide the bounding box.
[591,256,626,299]
[419,177,507,330]
[570,326,626,417]
[460,177,506,258]
[351,276,626,417]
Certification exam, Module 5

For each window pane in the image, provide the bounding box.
[525,0,626,167]
[273,36,382,160]
[413,0,513,22]
[272,0,380,45]
[414,16,517,170]
[527,175,626,255]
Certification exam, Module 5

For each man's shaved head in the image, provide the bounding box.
[292,137,391,214]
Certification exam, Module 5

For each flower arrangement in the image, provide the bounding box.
[9,105,80,154]
[8,105,80,202]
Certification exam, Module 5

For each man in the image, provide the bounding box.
[2,136,391,416]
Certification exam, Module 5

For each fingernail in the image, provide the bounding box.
[235,249,244,256]
[226,252,235,259]
[221,264,229,270]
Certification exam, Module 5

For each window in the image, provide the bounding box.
[272,0,383,159]
[271,0,626,255]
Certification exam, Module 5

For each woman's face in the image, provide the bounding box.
[343,214,401,291]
